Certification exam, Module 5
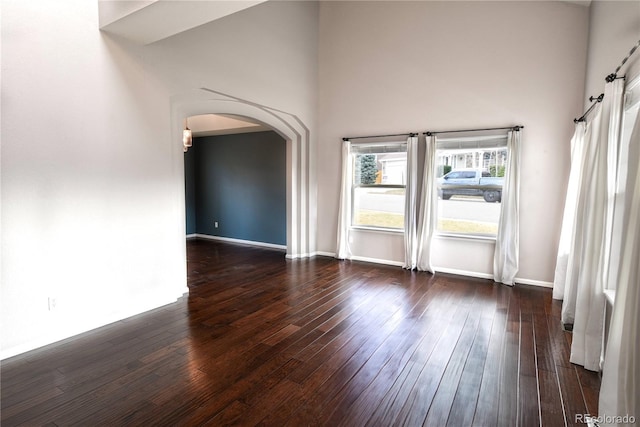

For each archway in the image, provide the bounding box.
[171,88,316,262]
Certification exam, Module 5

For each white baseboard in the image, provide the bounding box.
[434,267,494,280]
[192,238,554,288]
[294,250,404,267]
[285,253,313,259]
[192,234,286,251]
[514,277,553,288]
[431,268,555,288]
[304,251,553,288]
[350,255,405,267]
[0,290,185,361]
[314,251,337,258]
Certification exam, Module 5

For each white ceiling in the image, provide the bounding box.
[98,0,268,45]
[98,1,272,136]
[187,114,270,137]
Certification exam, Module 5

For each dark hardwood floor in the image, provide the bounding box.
[1,239,600,426]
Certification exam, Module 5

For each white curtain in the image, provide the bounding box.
[552,122,586,300]
[416,134,437,273]
[558,109,600,326]
[599,85,640,426]
[403,136,419,269]
[493,130,521,285]
[336,139,352,260]
[561,79,625,371]
[600,79,625,296]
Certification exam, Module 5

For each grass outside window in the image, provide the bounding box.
[354,210,498,234]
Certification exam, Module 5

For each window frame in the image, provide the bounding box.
[350,142,407,232]
[434,133,509,239]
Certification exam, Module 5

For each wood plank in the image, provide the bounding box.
[445,286,496,427]
[423,307,482,426]
[0,240,601,427]
[383,281,478,426]
[557,365,589,427]
[497,290,520,426]
[365,280,474,426]
[320,275,441,425]
[576,366,601,416]
[518,287,541,427]
[538,368,567,427]
[296,281,434,423]
[472,307,509,425]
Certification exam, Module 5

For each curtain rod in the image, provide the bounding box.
[574,93,604,123]
[423,126,523,136]
[342,132,417,141]
[606,39,640,82]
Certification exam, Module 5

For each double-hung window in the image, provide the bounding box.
[351,142,407,230]
[435,134,508,237]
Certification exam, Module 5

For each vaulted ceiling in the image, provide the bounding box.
[99,1,271,135]
[98,0,267,45]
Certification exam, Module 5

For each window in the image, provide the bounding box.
[351,142,407,230]
[435,134,508,237]
[604,76,640,292]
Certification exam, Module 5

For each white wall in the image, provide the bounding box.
[316,1,590,285]
[1,0,182,358]
[4,0,616,358]
[142,0,319,258]
[141,0,318,123]
[584,0,640,103]
[1,0,318,358]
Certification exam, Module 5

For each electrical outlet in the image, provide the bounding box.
[48,297,57,311]
[214,221,219,228]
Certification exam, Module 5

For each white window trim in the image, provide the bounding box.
[435,133,508,239]
[350,143,407,231]
[351,224,404,234]
[434,231,497,242]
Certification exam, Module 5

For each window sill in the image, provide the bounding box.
[434,232,497,243]
[350,226,404,235]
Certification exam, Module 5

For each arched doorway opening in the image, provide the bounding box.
[170,88,315,270]
[184,114,287,249]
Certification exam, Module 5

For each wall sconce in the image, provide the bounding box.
[183,118,192,151]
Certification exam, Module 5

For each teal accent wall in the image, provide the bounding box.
[184,146,197,235]
[184,131,286,245]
